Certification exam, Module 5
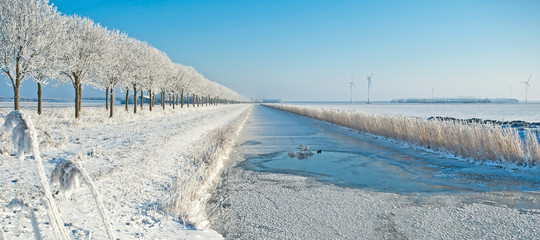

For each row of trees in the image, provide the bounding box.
[0,0,248,118]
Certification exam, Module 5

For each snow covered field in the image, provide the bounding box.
[0,104,251,239]
[289,102,540,122]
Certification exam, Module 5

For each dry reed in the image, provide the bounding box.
[268,104,540,167]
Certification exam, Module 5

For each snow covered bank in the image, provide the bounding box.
[164,106,251,229]
[266,104,540,168]
[0,104,251,239]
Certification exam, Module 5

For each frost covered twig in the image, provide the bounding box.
[8,198,42,240]
[51,159,115,240]
[4,110,38,161]
[3,111,70,240]
[0,224,6,240]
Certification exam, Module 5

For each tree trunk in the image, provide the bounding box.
[74,84,79,119]
[109,87,114,118]
[72,75,81,119]
[78,84,82,118]
[13,84,20,110]
[193,94,195,107]
[125,88,129,111]
[172,93,175,109]
[10,58,22,111]
[181,91,184,108]
[140,89,143,110]
[149,90,153,111]
[161,91,165,109]
[74,85,78,118]
[133,86,137,114]
[37,81,42,115]
[106,86,109,110]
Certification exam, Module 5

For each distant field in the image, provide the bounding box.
[289,103,540,122]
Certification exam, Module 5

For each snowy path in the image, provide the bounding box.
[210,105,540,239]
[0,104,251,239]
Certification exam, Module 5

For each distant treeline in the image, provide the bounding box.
[0,96,121,102]
[391,98,519,104]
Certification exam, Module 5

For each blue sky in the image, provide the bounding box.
[2,0,539,101]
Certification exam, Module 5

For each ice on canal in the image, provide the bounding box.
[208,105,540,239]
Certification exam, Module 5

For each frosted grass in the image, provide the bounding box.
[268,104,540,167]
[164,106,251,229]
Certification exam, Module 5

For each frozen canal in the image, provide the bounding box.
[209,105,540,239]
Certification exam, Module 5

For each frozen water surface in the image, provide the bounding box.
[209,105,540,239]
[241,151,540,194]
[237,105,539,194]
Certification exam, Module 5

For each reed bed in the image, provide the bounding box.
[267,104,540,167]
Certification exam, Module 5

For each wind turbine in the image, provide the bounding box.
[510,87,512,99]
[523,75,531,103]
[349,76,355,104]
[366,74,373,104]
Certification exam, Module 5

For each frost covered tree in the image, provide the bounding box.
[0,0,59,110]
[123,39,151,114]
[179,65,199,108]
[172,64,190,108]
[1,0,247,116]
[96,30,132,117]
[28,13,66,115]
[143,46,170,111]
[56,15,108,118]
[151,56,174,110]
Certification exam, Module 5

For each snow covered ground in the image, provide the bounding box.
[2,103,539,239]
[0,104,251,239]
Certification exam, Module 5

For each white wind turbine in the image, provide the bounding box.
[367,74,373,104]
[523,75,531,104]
[349,76,355,104]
